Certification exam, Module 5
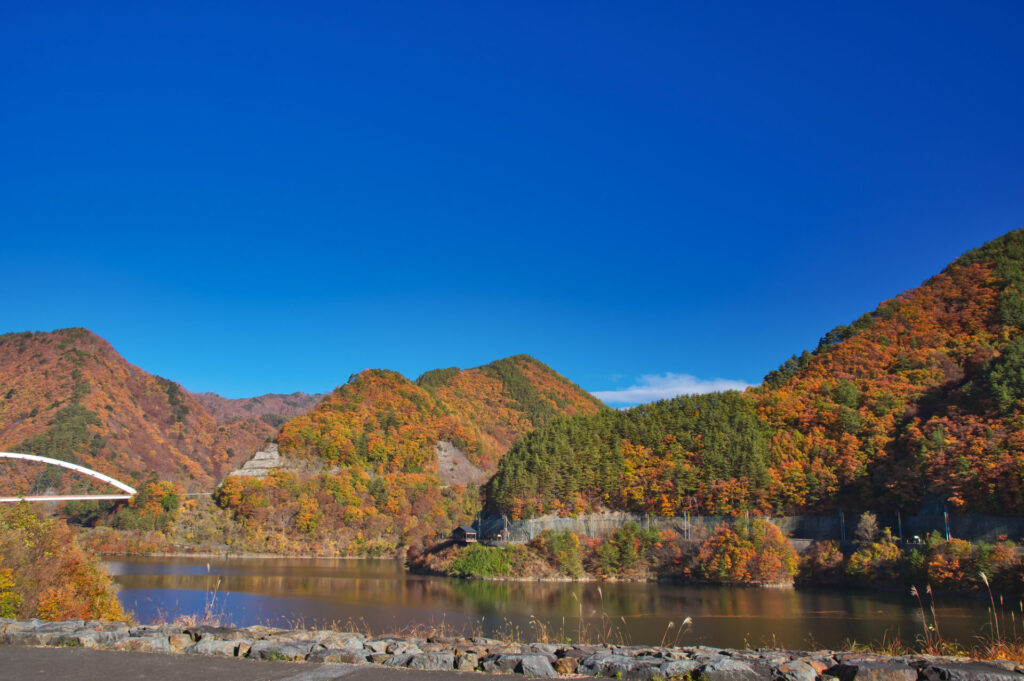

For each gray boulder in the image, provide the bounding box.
[113,636,173,654]
[519,655,559,678]
[580,653,662,678]
[457,652,481,671]
[699,658,766,681]
[483,654,530,673]
[662,659,702,678]
[247,639,316,661]
[776,660,818,681]
[383,653,415,667]
[58,627,130,648]
[37,620,85,632]
[387,640,422,655]
[920,663,1024,681]
[308,649,369,664]
[366,640,389,653]
[186,625,248,641]
[831,662,917,681]
[317,634,364,651]
[408,652,456,670]
[1,619,77,646]
[128,625,179,638]
[188,638,249,656]
[578,652,624,675]
[169,634,193,652]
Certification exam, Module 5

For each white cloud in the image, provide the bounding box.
[591,373,754,405]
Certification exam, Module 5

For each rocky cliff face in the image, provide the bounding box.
[228,443,323,480]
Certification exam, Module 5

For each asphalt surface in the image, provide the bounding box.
[0,646,479,681]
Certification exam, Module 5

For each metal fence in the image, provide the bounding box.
[477,510,1024,545]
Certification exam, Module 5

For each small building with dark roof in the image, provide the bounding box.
[453,525,478,543]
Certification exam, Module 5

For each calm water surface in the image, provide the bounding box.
[108,557,998,649]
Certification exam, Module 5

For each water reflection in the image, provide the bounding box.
[108,557,993,649]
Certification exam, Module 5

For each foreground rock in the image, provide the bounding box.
[2,618,1024,680]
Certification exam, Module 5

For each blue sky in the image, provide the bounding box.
[1,2,1021,401]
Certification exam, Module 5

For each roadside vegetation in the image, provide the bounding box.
[410,520,800,585]
[411,513,1024,595]
[799,512,1022,591]
[0,503,124,621]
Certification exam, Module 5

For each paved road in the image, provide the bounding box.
[0,646,477,681]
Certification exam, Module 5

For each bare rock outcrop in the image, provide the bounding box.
[227,443,321,479]
[435,440,488,486]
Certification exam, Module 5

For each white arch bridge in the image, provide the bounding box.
[0,452,137,503]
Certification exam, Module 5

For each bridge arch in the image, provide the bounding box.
[0,452,137,503]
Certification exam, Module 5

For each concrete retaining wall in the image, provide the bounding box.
[484,511,1024,544]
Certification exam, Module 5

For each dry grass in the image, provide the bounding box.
[851,574,1024,663]
[147,564,229,628]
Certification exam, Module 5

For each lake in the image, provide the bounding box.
[108,556,1003,650]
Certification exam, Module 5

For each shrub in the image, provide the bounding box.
[845,528,901,584]
[697,518,798,585]
[449,544,511,578]
[973,539,1020,590]
[531,530,584,577]
[591,522,663,576]
[110,479,181,532]
[0,558,21,617]
[912,533,1020,591]
[798,540,844,585]
[0,504,125,620]
[854,511,879,544]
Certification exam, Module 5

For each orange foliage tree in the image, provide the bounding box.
[0,504,125,620]
[696,518,798,585]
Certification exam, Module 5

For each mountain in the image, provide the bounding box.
[0,328,308,493]
[489,229,1024,518]
[279,355,605,474]
[213,355,606,552]
[193,392,323,429]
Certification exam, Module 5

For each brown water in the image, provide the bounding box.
[108,556,999,650]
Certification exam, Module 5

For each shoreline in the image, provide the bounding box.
[99,550,396,560]
[3,618,1022,679]
[104,552,790,586]
[102,552,990,598]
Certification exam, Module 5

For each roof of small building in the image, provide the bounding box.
[455,525,477,533]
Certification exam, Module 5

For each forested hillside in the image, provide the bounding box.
[212,355,605,552]
[194,392,323,429]
[490,229,1024,518]
[0,329,290,493]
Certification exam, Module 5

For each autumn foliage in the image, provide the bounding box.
[0,328,283,494]
[211,357,603,553]
[696,519,798,585]
[0,504,125,621]
[796,528,1023,593]
[491,230,1024,518]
